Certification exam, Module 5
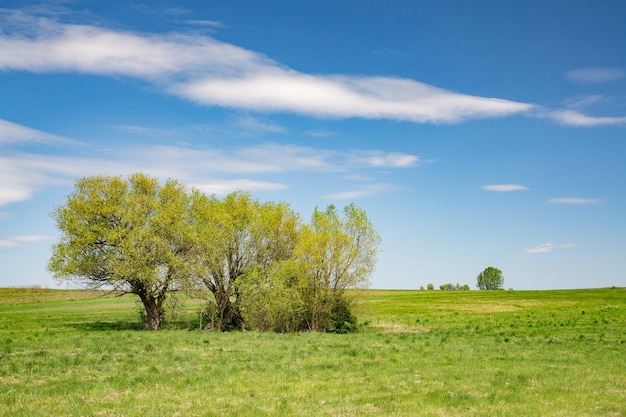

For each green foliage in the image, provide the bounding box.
[477,266,504,290]
[427,283,434,290]
[237,204,379,333]
[237,262,305,333]
[190,191,302,331]
[328,294,358,334]
[293,204,380,332]
[48,174,379,333]
[48,173,198,330]
[296,204,379,290]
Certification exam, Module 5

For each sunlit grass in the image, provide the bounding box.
[1,288,624,416]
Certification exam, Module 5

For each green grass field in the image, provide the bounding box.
[1,287,624,416]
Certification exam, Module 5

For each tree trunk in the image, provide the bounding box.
[141,294,164,331]
[214,289,243,331]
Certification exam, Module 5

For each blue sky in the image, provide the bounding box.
[1,1,625,290]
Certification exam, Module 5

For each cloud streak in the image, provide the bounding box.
[0,234,54,247]
[0,119,419,206]
[175,72,532,123]
[192,179,287,195]
[0,15,534,124]
[324,183,401,200]
[546,110,626,127]
[0,18,264,80]
[548,197,603,205]
[481,184,529,192]
[524,242,576,254]
[0,119,79,145]
[351,151,421,168]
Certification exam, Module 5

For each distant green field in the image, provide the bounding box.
[1,287,624,416]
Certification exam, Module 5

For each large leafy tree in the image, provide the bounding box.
[477,266,504,290]
[48,173,197,330]
[191,191,301,331]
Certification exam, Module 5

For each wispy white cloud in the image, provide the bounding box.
[233,143,339,173]
[563,94,607,109]
[1,148,274,208]
[566,68,625,84]
[0,120,419,207]
[351,151,421,168]
[115,115,286,140]
[225,115,286,135]
[0,119,79,145]
[546,110,626,127]
[0,17,265,79]
[0,16,533,124]
[113,125,178,138]
[370,48,408,58]
[184,19,223,28]
[524,242,576,254]
[0,180,35,207]
[175,72,532,123]
[324,183,401,200]
[13,234,55,243]
[306,130,335,138]
[481,184,529,192]
[192,179,287,196]
[548,197,604,205]
[0,234,54,247]
[539,92,626,126]
[0,155,52,206]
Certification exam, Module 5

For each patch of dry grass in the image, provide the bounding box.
[369,321,430,333]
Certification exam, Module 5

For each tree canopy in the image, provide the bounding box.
[48,173,198,330]
[238,204,381,332]
[190,191,301,331]
[476,267,504,290]
[49,173,380,332]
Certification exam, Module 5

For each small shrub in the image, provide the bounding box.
[328,295,358,334]
[237,263,307,333]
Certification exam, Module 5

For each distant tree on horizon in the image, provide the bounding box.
[477,267,504,290]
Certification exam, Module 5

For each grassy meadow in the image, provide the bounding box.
[0,287,624,416]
